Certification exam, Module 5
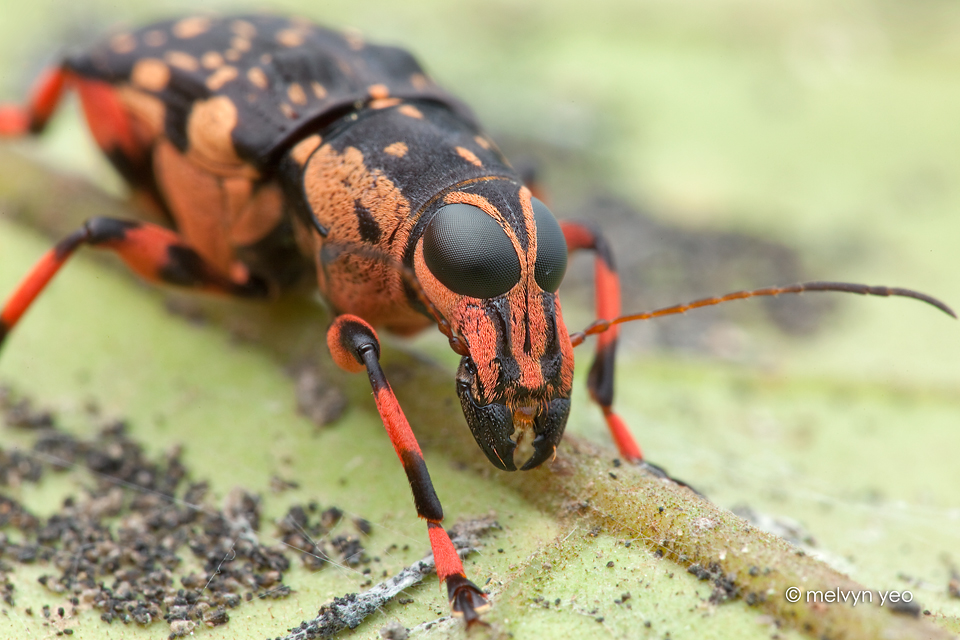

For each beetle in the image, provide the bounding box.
[0,14,954,624]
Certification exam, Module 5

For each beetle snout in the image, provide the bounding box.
[456,358,570,471]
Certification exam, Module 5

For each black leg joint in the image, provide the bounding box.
[83,217,140,245]
[340,322,380,366]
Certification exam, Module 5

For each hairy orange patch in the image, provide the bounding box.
[456,146,482,167]
[290,134,322,165]
[384,142,408,158]
[302,144,426,334]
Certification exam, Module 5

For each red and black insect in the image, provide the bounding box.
[0,14,954,623]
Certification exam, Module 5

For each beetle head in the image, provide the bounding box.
[413,181,574,471]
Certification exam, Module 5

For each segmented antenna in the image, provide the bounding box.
[569,281,956,347]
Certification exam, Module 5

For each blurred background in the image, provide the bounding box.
[1,0,958,635]
[2,0,958,381]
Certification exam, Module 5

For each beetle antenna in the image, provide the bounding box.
[321,243,468,355]
[569,281,956,347]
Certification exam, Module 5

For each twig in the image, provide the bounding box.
[278,519,495,640]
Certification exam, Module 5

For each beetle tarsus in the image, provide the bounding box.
[641,461,706,498]
[447,574,489,625]
[329,318,488,618]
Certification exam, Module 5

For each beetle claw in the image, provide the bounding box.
[640,461,706,498]
[447,574,489,625]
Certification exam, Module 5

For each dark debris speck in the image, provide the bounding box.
[0,387,374,636]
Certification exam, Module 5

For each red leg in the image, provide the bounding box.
[0,66,68,135]
[561,221,643,462]
[1,217,268,350]
[326,315,488,622]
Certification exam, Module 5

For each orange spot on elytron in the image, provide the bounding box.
[206,66,238,91]
[110,33,136,54]
[410,73,429,90]
[165,51,199,71]
[290,134,322,165]
[172,17,211,39]
[247,67,268,89]
[131,59,170,92]
[225,49,242,63]
[287,83,308,106]
[279,103,297,120]
[368,84,390,100]
[384,142,408,158]
[311,82,327,99]
[370,98,401,110]
[277,28,304,48]
[456,146,482,167]
[231,19,257,38]
[397,104,423,119]
[143,29,167,47]
[201,51,224,69]
[231,36,252,52]
[474,136,491,150]
[186,95,244,170]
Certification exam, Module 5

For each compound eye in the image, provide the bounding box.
[423,203,521,298]
[531,198,567,292]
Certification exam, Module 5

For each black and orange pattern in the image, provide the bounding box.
[1,13,953,626]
